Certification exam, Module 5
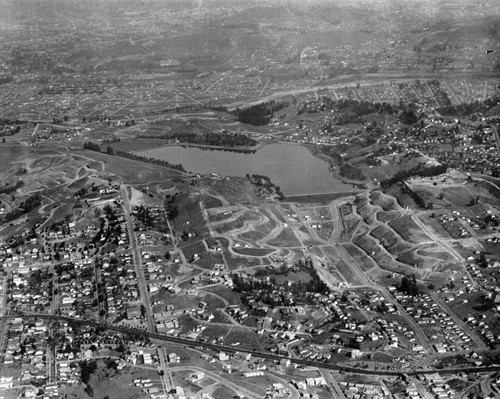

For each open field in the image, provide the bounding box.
[203,285,241,306]
[266,227,302,247]
[203,193,223,209]
[340,218,359,242]
[166,263,201,281]
[273,270,312,284]
[153,290,202,310]
[77,149,185,183]
[266,205,288,224]
[396,251,427,269]
[208,209,237,223]
[238,230,267,242]
[418,246,456,262]
[224,327,268,350]
[389,216,431,243]
[376,210,400,224]
[202,177,259,205]
[371,224,413,255]
[286,192,359,203]
[369,190,399,211]
[296,225,324,246]
[213,217,245,234]
[172,193,210,237]
[343,243,377,273]
[322,246,362,285]
[316,221,335,241]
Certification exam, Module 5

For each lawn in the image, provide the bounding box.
[153,289,202,311]
[212,385,237,399]
[199,324,231,342]
[224,327,267,350]
[203,285,241,306]
[201,292,226,311]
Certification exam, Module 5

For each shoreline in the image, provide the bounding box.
[130,140,263,154]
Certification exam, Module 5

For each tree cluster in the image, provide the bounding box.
[0,180,23,195]
[379,163,447,188]
[115,151,186,172]
[437,94,500,117]
[162,132,257,148]
[3,192,42,222]
[165,194,179,221]
[399,108,419,125]
[298,97,396,117]
[83,141,101,152]
[235,100,288,126]
[231,259,329,307]
[134,205,154,227]
[0,125,21,137]
[339,163,365,181]
[246,174,284,200]
[398,274,419,296]
[80,360,97,384]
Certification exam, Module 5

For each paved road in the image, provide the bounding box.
[120,185,155,332]
[170,365,261,399]
[411,212,477,287]
[321,370,348,399]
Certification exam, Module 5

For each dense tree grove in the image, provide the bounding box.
[115,151,186,172]
[3,192,42,222]
[235,100,288,126]
[165,194,179,221]
[231,259,329,307]
[399,108,420,125]
[379,163,447,188]
[339,163,366,181]
[400,185,427,209]
[0,180,24,195]
[169,132,257,147]
[298,97,396,116]
[246,174,284,200]
[134,205,154,227]
[83,141,101,152]
[437,94,500,117]
[0,125,21,137]
[398,274,419,296]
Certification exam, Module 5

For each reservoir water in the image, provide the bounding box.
[138,143,355,196]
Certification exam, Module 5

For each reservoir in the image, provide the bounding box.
[138,143,356,196]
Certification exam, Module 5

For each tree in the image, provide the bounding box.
[106,146,115,155]
[399,274,419,296]
[83,141,101,152]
